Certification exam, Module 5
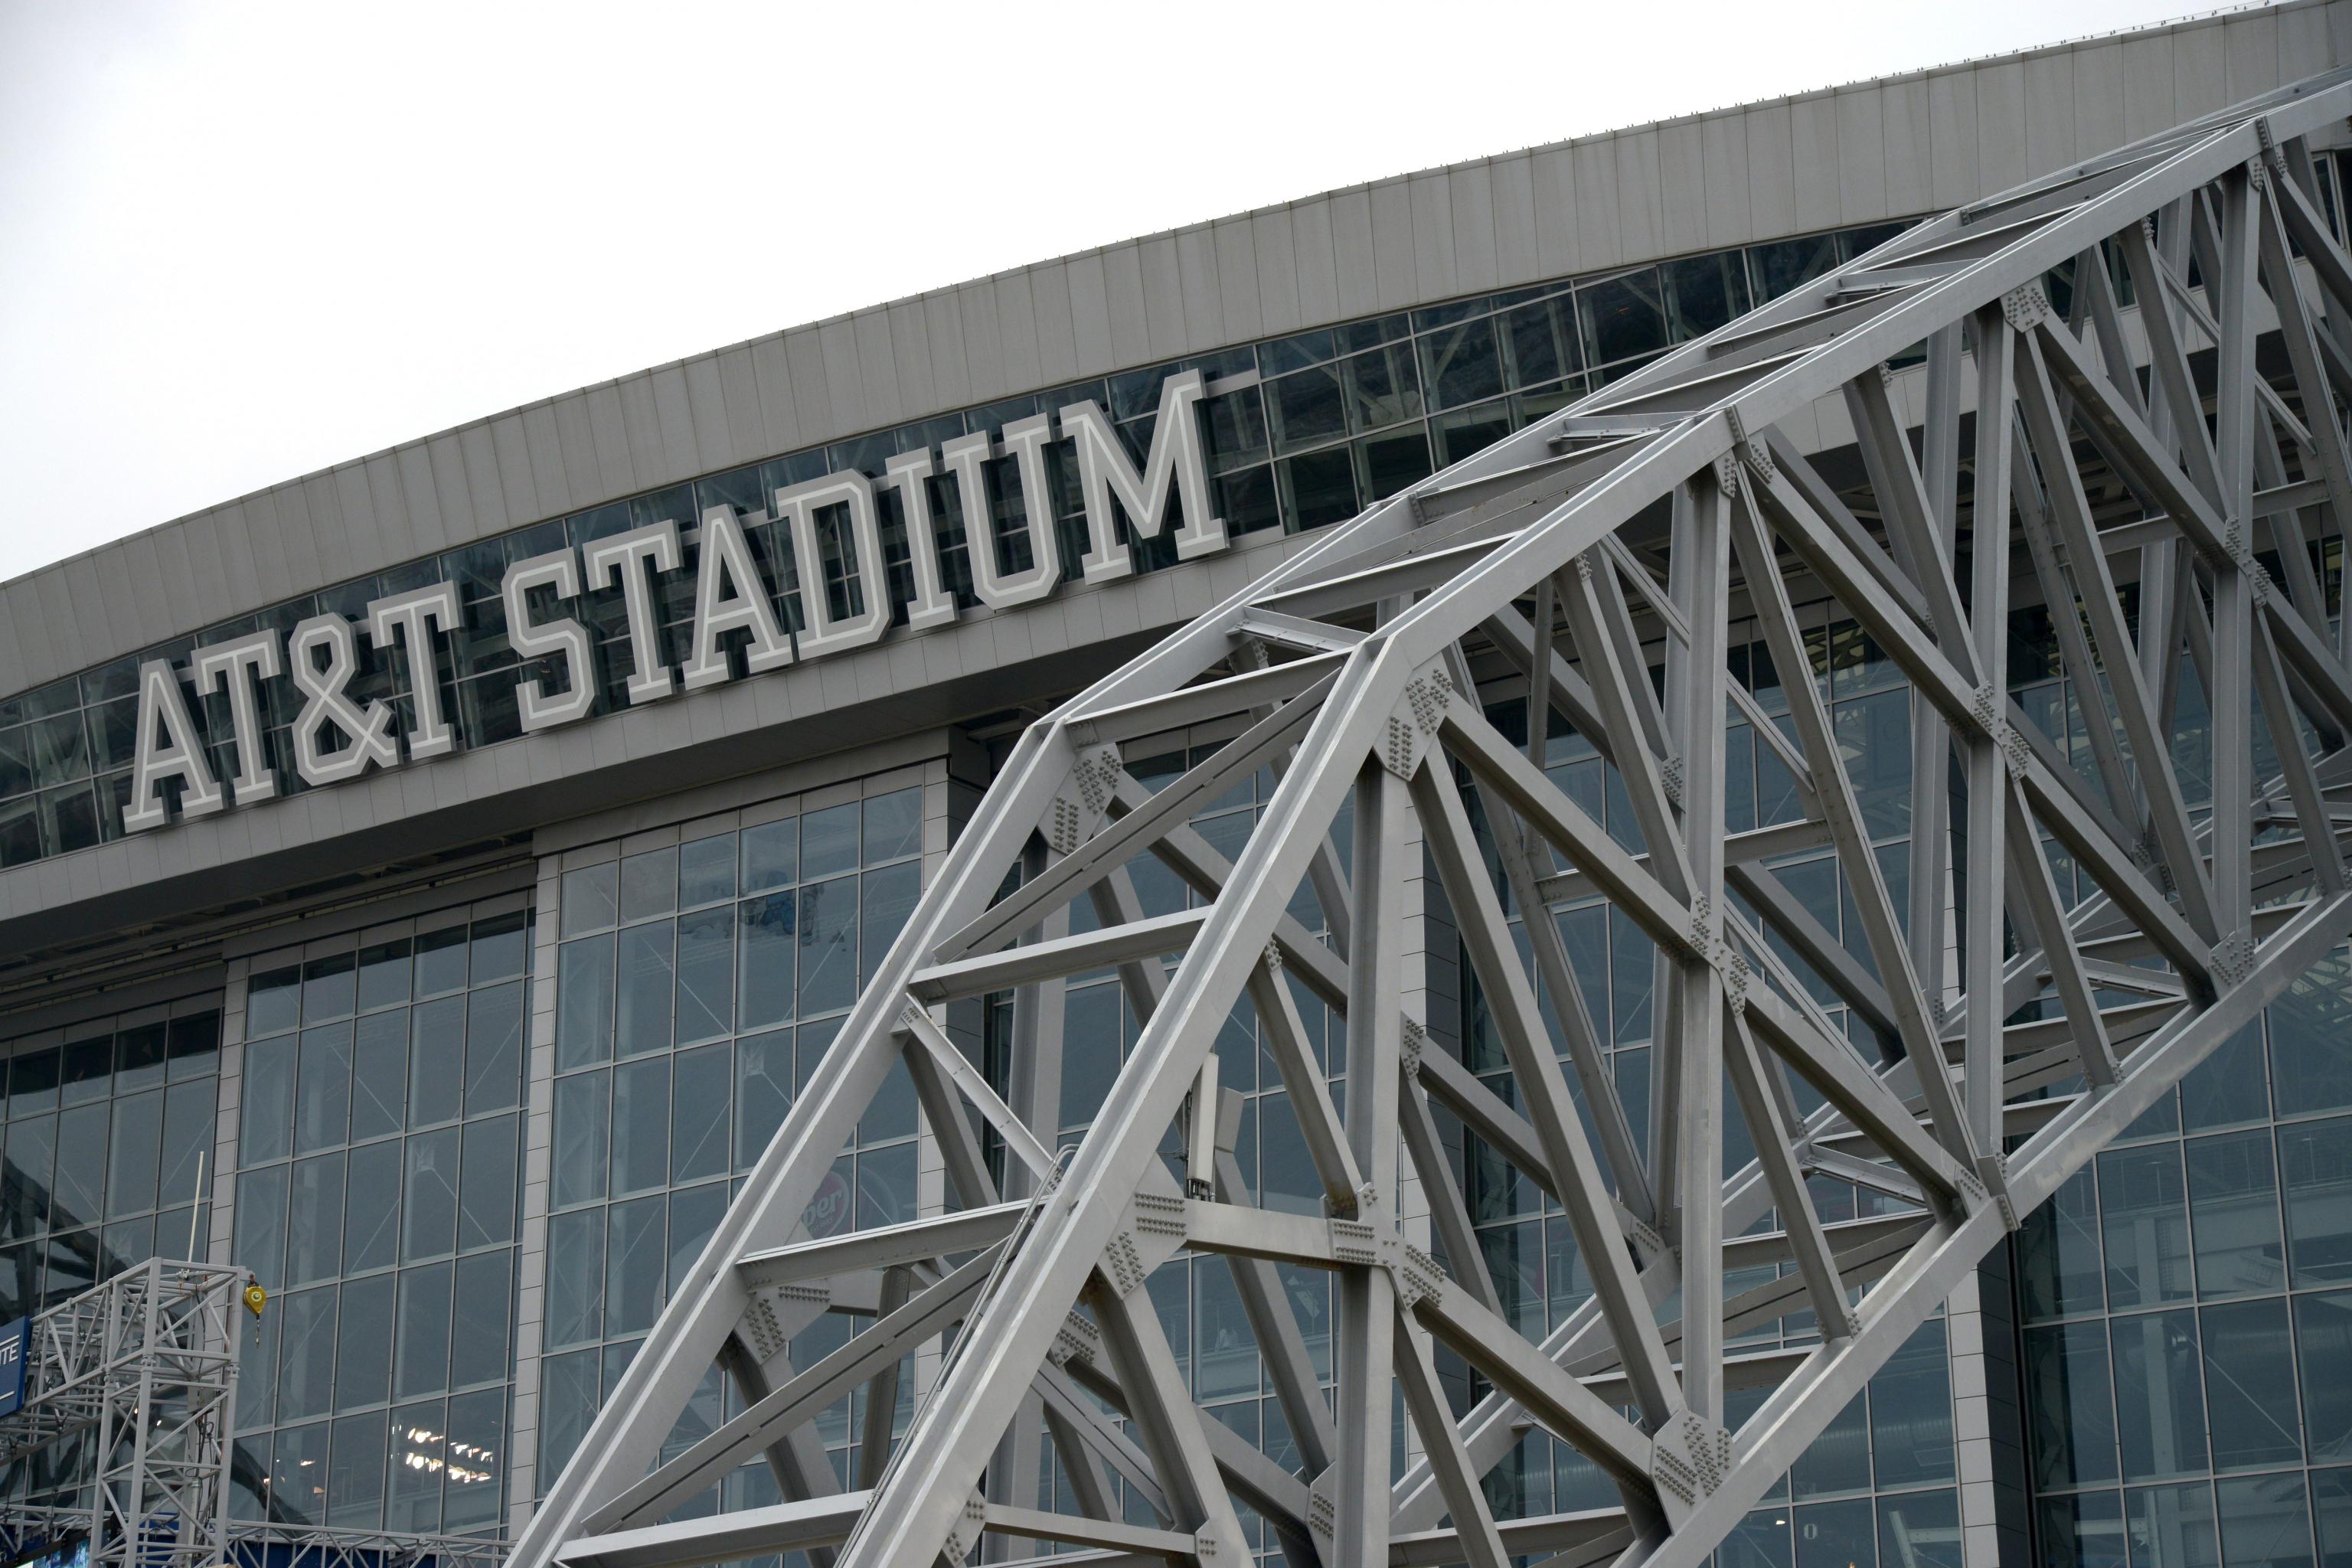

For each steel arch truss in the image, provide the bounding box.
[518,70,2352,1568]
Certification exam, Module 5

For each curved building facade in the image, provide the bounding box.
[6,8,2352,1564]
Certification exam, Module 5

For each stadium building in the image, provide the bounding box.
[6,7,2352,1566]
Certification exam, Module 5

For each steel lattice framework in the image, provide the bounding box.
[0,1260,243,1568]
[516,68,2352,1568]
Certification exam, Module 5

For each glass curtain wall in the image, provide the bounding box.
[0,998,223,1514]
[2017,951,2352,1568]
[0,215,1955,872]
[537,783,926,1511]
[230,903,533,1535]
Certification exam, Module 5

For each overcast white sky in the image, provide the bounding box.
[0,0,2224,580]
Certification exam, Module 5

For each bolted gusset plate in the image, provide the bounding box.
[518,66,2352,1568]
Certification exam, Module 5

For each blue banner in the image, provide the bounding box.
[0,1318,28,1420]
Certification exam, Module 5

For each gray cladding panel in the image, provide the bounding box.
[7,0,2352,698]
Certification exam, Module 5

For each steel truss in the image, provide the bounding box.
[517,68,2352,1568]
[0,1260,242,1568]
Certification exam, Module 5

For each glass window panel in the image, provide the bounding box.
[1661,252,1753,340]
[53,1101,105,1229]
[167,1012,221,1080]
[1875,1488,1960,1568]
[286,1152,345,1286]
[443,1386,505,1529]
[463,981,524,1116]
[1578,270,1669,368]
[350,1011,406,1142]
[2202,1298,2303,1471]
[1431,400,1511,466]
[802,803,859,881]
[158,1079,211,1218]
[553,1069,609,1210]
[113,1022,166,1093]
[1504,297,1579,388]
[740,818,796,894]
[413,926,468,998]
[1339,342,1420,432]
[2314,1468,2352,1568]
[1355,429,1432,501]
[738,893,795,1032]
[335,1271,396,1410]
[407,997,465,1128]
[1417,317,1505,410]
[620,849,678,923]
[104,1088,162,1220]
[387,1397,445,1531]
[394,1263,453,1400]
[734,1028,792,1173]
[2123,1482,2218,1568]
[667,1183,727,1294]
[2,1114,50,1241]
[242,1034,296,1165]
[2027,1320,2120,1488]
[234,1163,288,1283]
[2112,1308,2208,1481]
[2216,1473,2313,1568]
[296,1024,352,1154]
[2281,1117,2352,1286]
[1268,364,1344,452]
[247,968,302,1040]
[1723,1509,1794,1568]
[557,933,616,1071]
[538,1349,599,1485]
[670,1044,730,1185]
[270,1421,328,1525]
[547,1206,605,1351]
[2038,1491,2128,1568]
[449,1250,512,1390]
[864,789,922,863]
[616,923,675,1057]
[678,835,737,911]
[1792,1498,1874,1568]
[1192,1256,1257,1402]
[1792,1383,1872,1501]
[358,938,411,1014]
[856,1142,917,1230]
[401,1128,459,1260]
[798,877,857,1018]
[2183,1019,2269,1132]
[675,906,735,1046]
[1869,1318,1955,1486]
[277,1284,337,1423]
[2298,1289,2352,1462]
[471,911,528,983]
[457,1114,519,1250]
[605,1195,666,1339]
[1748,234,1840,300]
[2269,949,2352,1113]
[328,1410,387,1530]
[344,1139,401,1275]
[612,1057,670,1197]
[861,862,920,988]
[54,1034,102,1109]
[303,953,357,1024]
[561,863,619,937]
[1277,449,1357,531]
[2100,1143,2195,1308]
[2189,1130,2286,1297]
